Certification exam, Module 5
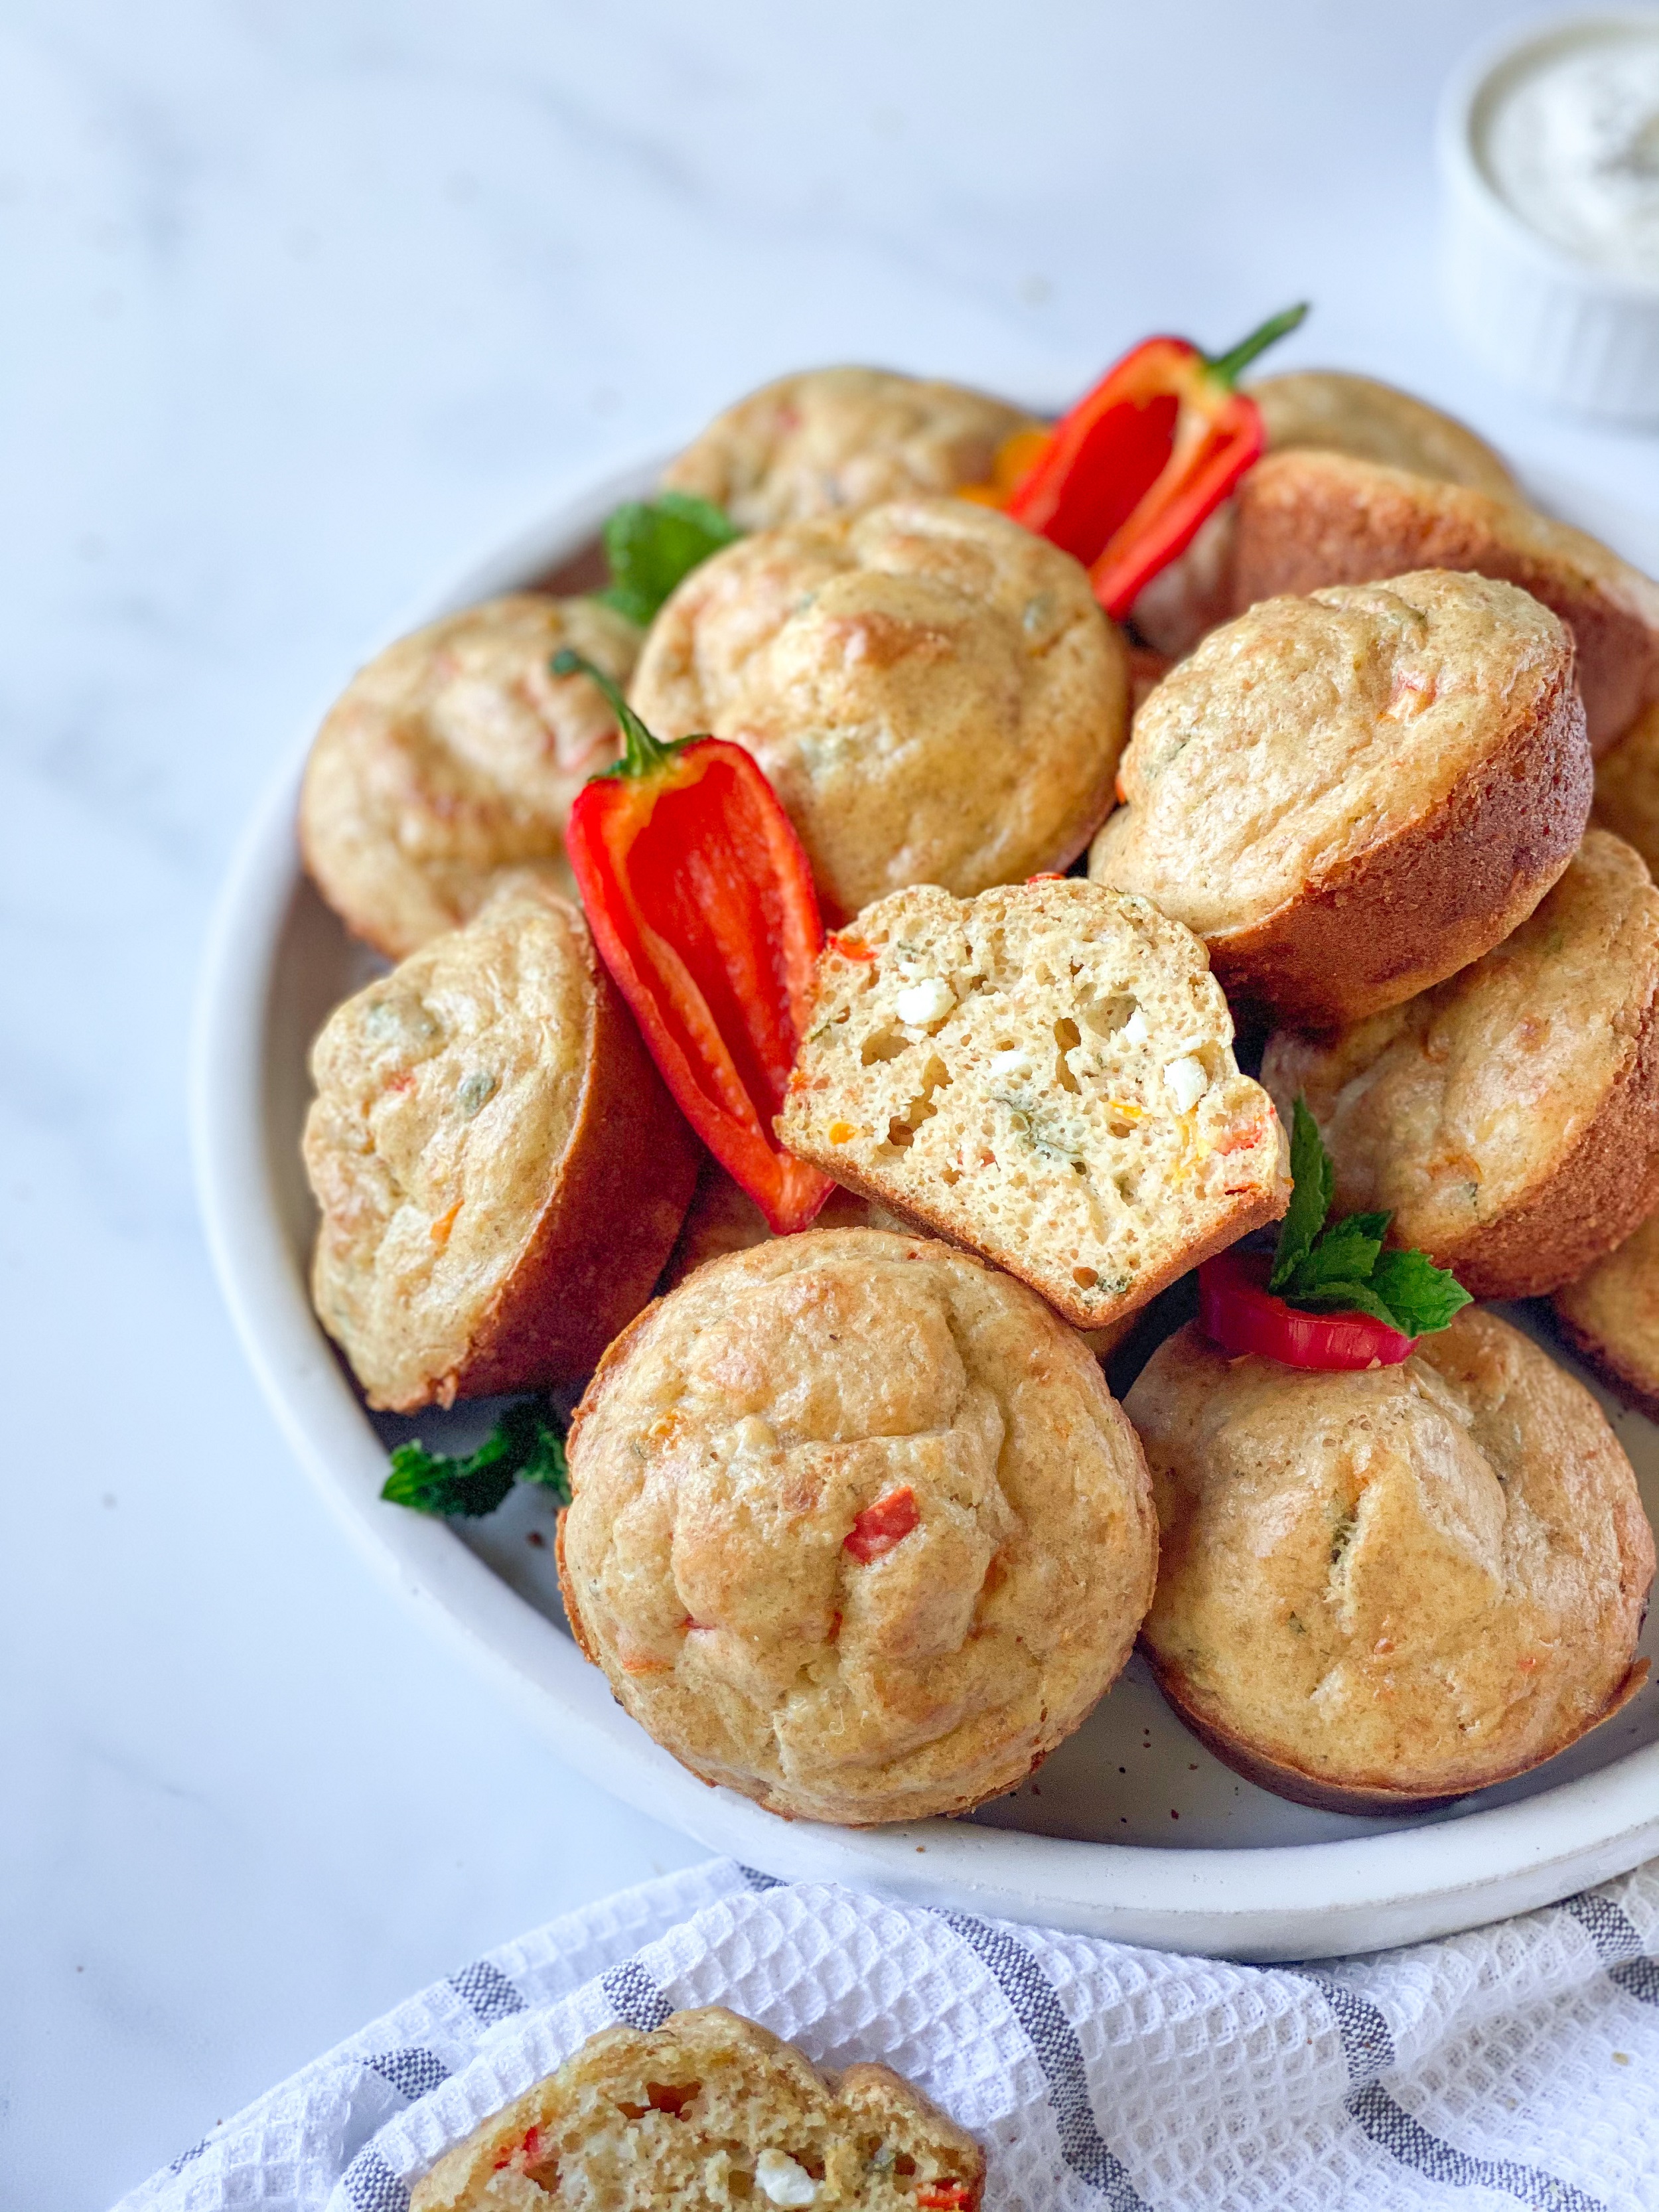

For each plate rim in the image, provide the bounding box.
[190,452,1659,1962]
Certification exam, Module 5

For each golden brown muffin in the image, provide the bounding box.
[1129,1311,1654,1814]
[628,498,1129,921]
[411,2007,983,2212]
[303,876,699,1410]
[1233,451,1659,753]
[778,879,1287,1331]
[660,364,1041,533]
[1251,370,1518,496]
[299,595,638,959]
[661,1161,906,1290]
[1129,370,1516,658]
[664,1161,1133,1362]
[1262,831,1659,1301]
[1090,569,1591,1027]
[557,1229,1157,1825]
[1554,1208,1659,1422]
[1593,699,1659,877]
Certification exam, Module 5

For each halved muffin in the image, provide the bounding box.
[299,593,638,958]
[1129,1309,1654,1814]
[1090,569,1591,1027]
[628,497,1129,921]
[303,875,699,1410]
[1232,451,1659,753]
[557,1229,1157,1826]
[660,363,1040,532]
[776,878,1287,1332]
[1554,1208,1659,1422]
[1262,830,1659,1300]
[411,2007,983,2212]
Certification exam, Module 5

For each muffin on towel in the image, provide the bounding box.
[1555,1207,1659,1422]
[660,363,1039,533]
[1090,569,1590,1027]
[777,878,1287,1333]
[1128,1309,1654,1814]
[411,2006,983,2212]
[628,497,1129,921]
[300,594,638,958]
[1262,830,1659,1300]
[303,876,698,1410]
[1232,450,1659,753]
[557,1229,1157,1826]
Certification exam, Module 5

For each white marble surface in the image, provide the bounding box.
[7,3,1659,2205]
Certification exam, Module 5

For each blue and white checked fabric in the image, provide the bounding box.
[114,1858,1659,2211]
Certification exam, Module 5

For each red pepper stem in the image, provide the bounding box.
[1202,301,1310,392]
[551,646,680,778]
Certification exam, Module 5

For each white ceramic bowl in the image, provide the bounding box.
[192,457,1659,1962]
[1439,12,1659,420]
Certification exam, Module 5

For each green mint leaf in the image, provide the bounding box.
[1285,1211,1391,1299]
[1367,1246,1473,1338]
[1285,1278,1406,1331]
[1269,1098,1335,1290]
[380,1398,570,1518]
[595,492,741,627]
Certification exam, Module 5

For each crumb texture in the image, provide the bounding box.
[660,364,1039,532]
[300,593,637,957]
[778,879,1287,1329]
[411,2006,984,2211]
[1130,1310,1654,1805]
[629,498,1127,919]
[557,1230,1156,1825]
[1262,830,1659,1297]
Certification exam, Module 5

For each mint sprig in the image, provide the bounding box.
[381,1398,570,1519]
[594,492,741,627]
[1267,1098,1471,1339]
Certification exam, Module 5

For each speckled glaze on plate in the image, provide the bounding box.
[192,453,1659,1960]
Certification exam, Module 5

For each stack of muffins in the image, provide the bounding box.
[295,358,1655,1834]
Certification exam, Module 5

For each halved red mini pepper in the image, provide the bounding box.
[556,652,833,1235]
[989,302,1307,619]
[1198,1248,1415,1371]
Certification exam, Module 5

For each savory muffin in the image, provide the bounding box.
[1090,569,1591,1026]
[1593,699,1659,877]
[660,364,1040,532]
[662,1161,905,1290]
[1554,1209,1659,1422]
[777,879,1287,1331]
[628,498,1129,920]
[664,1161,1131,1358]
[411,2007,983,2212]
[1233,451,1659,752]
[1129,1310,1654,1813]
[557,1229,1157,1825]
[1131,369,1516,658]
[1250,370,1518,496]
[299,594,638,958]
[1262,831,1659,1299]
[303,876,699,1410]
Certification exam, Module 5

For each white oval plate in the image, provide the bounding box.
[192,454,1659,1961]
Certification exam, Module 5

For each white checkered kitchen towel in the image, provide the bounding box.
[115,1858,1659,2211]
